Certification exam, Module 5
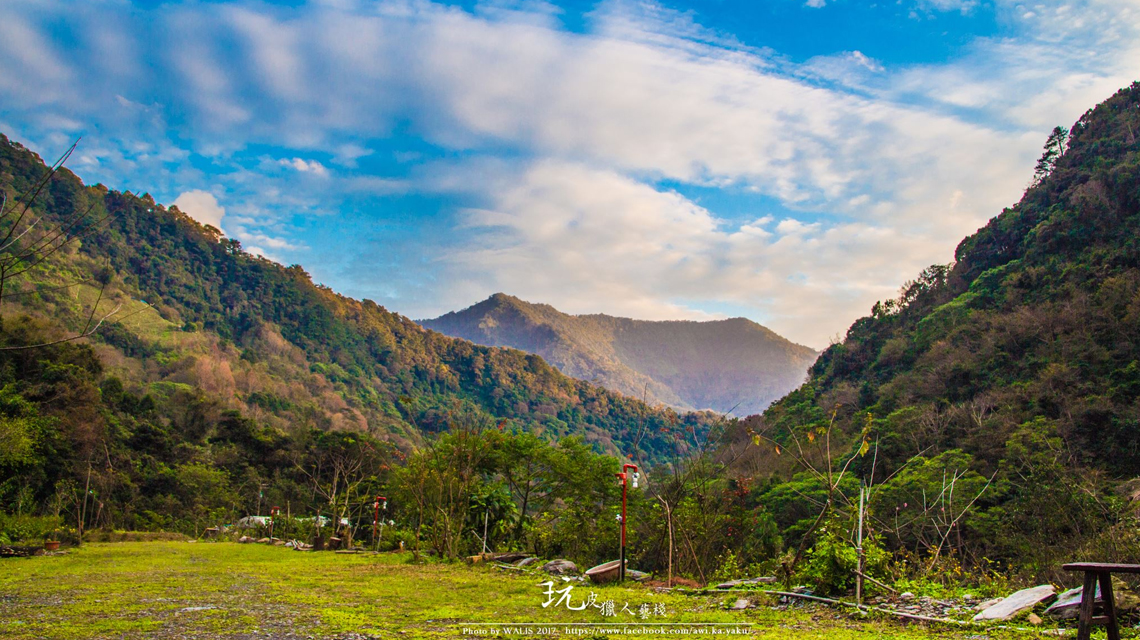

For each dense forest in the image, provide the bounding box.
[730,81,1140,584]
[0,131,713,553]
[4,82,1140,593]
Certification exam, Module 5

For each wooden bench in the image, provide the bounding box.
[1062,562,1140,640]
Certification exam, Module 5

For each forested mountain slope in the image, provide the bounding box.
[422,293,817,416]
[0,134,705,461]
[728,82,1140,575]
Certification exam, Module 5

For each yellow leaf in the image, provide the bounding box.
[807,431,816,443]
[751,435,761,446]
[859,439,870,457]
[775,445,782,456]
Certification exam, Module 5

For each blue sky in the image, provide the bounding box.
[1,0,1137,347]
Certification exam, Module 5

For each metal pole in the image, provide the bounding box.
[482,509,489,555]
[79,464,91,543]
[856,485,865,606]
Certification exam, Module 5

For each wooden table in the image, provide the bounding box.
[1062,562,1140,640]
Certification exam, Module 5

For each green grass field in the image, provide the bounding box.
[0,542,1060,639]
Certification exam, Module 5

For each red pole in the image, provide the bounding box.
[621,474,627,583]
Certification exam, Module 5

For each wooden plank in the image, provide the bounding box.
[1077,571,1098,640]
[1063,563,1140,573]
[1099,571,1120,640]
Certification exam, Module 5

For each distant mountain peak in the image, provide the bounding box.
[421,295,817,416]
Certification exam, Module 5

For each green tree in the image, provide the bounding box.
[1032,125,1069,186]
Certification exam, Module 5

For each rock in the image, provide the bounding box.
[899,592,915,601]
[542,559,578,575]
[515,557,540,567]
[1027,613,1043,625]
[729,598,751,610]
[1045,585,1098,619]
[962,594,975,603]
[256,538,271,544]
[627,569,649,582]
[1113,577,1140,612]
[0,546,44,558]
[238,536,254,543]
[974,598,1002,611]
[973,585,1056,621]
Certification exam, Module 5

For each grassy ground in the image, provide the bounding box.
[0,542,1065,639]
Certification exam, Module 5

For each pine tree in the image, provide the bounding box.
[1031,125,1069,186]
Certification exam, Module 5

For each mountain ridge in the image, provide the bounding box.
[728,82,1140,574]
[421,293,818,416]
[0,133,712,466]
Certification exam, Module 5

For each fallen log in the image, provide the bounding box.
[854,571,898,594]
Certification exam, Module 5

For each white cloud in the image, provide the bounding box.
[278,157,329,176]
[333,143,372,167]
[1,0,1139,346]
[445,160,942,346]
[916,0,979,14]
[172,189,225,230]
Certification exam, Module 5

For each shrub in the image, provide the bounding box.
[799,516,889,596]
[0,513,63,543]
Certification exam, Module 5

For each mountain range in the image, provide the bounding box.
[0,134,711,469]
[421,294,817,416]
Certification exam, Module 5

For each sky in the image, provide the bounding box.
[1,0,1138,348]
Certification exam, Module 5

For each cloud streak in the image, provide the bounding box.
[0,0,1136,346]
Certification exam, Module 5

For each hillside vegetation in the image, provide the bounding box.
[0,134,710,537]
[7,82,1140,591]
[422,293,817,416]
[730,82,1140,580]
